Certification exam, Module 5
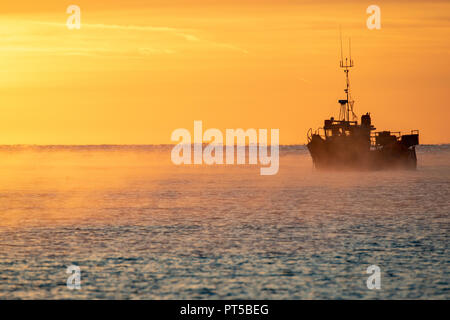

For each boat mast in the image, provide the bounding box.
[339,32,354,122]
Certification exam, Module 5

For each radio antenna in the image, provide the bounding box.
[338,29,354,122]
[339,26,343,63]
[349,38,352,62]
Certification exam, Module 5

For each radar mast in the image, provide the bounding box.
[338,31,356,122]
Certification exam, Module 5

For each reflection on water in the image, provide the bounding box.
[0,145,448,299]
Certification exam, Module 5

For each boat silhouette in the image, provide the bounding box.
[306,40,419,170]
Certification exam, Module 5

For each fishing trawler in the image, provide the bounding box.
[306,43,419,170]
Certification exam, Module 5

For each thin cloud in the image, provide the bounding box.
[25,20,246,53]
[29,20,200,42]
[0,19,248,57]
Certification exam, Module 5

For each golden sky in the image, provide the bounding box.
[0,0,449,144]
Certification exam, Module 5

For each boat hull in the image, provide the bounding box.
[307,136,417,170]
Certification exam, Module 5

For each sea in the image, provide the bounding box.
[0,145,448,299]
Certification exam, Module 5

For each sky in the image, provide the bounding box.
[0,0,449,144]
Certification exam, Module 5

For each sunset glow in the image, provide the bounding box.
[0,0,449,144]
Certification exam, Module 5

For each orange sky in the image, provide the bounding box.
[0,0,449,144]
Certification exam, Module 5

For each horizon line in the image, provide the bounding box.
[0,143,448,147]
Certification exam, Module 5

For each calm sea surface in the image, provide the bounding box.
[0,145,448,299]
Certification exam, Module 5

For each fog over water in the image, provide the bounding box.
[0,145,448,299]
